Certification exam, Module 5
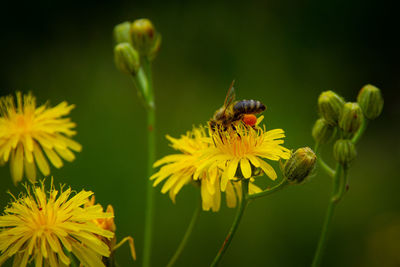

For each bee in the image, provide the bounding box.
[208,81,266,131]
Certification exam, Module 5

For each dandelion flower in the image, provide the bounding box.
[0,181,114,267]
[0,92,82,184]
[151,126,262,212]
[196,122,291,191]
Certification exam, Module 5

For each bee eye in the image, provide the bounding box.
[242,114,257,126]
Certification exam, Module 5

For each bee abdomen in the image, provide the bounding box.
[233,100,266,115]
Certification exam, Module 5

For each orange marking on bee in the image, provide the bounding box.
[242,114,257,126]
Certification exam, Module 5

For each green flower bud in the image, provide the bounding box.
[113,21,132,44]
[339,102,364,135]
[114,43,140,75]
[130,18,161,59]
[312,118,336,144]
[318,91,345,126]
[357,84,384,119]
[333,139,356,166]
[283,147,317,183]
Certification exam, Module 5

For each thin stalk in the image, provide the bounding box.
[311,164,342,267]
[210,180,249,267]
[247,178,289,200]
[142,57,156,267]
[166,199,202,267]
[314,144,335,178]
[351,119,368,144]
[333,167,348,203]
[317,158,335,178]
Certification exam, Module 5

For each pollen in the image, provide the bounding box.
[242,114,257,126]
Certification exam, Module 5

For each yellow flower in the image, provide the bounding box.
[151,126,262,212]
[0,181,114,267]
[195,122,291,191]
[0,92,82,184]
[85,196,136,262]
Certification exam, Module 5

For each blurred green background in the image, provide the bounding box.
[1,0,399,266]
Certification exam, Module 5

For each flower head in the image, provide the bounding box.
[197,122,291,191]
[151,125,267,212]
[0,181,114,267]
[0,92,82,184]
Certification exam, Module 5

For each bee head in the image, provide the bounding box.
[213,107,226,120]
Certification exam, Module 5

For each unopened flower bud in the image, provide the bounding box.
[318,91,345,126]
[333,139,356,166]
[283,147,317,183]
[357,84,384,119]
[114,43,140,75]
[113,21,132,44]
[130,18,161,59]
[339,102,363,135]
[312,118,336,144]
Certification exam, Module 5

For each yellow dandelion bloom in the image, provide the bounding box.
[195,122,291,191]
[151,126,262,212]
[0,181,114,267]
[0,92,82,184]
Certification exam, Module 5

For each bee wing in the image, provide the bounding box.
[222,80,236,114]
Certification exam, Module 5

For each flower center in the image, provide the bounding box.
[14,114,32,133]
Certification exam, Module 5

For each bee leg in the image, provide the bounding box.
[231,124,242,138]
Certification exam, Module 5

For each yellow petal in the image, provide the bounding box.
[247,154,260,168]
[225,181,237,208]
[201,181,211,211]
[10,144,24,184]
[54,147,75,162]
[222,158,239,191]
[33,142,50,176]
[43,147,63,168]
[259,159,277,180]
[57,135,82,152]
[211,179,221,212]
[24,157,36,182]
[161,174,179,194]
[240,158,251,178]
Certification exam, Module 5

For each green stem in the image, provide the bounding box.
[351,119,368,144]
[317,158,335,178]
[166,199,201,267]
[210,180,249,267]
[130,69,148,108]
[311,164,342,267]
[314,144,335,178]
[142,58,156,267]
[247,178,289,200]
[333,167,348,203]
[141,57,155,109]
